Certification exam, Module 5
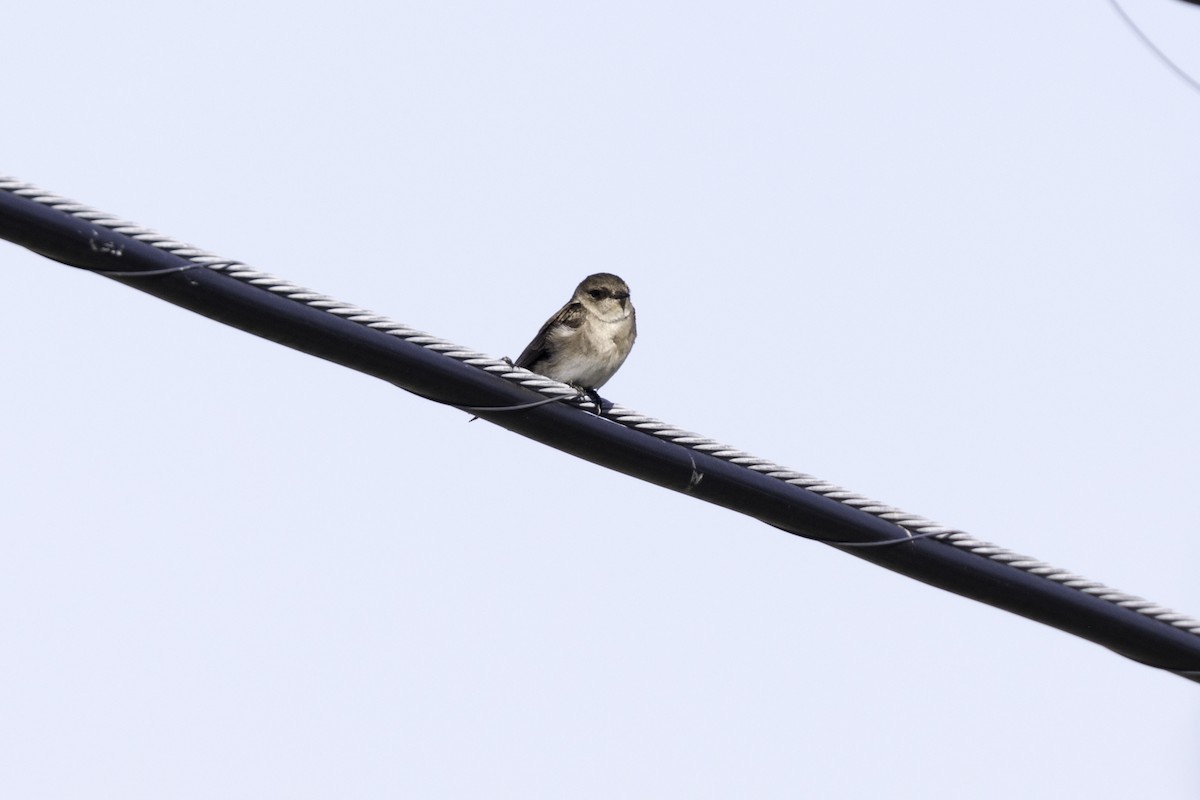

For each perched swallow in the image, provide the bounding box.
[514,273,636,407]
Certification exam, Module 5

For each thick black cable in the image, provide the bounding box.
[3,185,1199,683]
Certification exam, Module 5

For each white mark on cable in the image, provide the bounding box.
[88,234,123,257]
[685,450,704,492]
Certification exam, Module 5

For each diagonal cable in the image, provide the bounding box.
[2,174,1198,683]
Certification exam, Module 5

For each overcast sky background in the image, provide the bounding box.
[3,1,1199,797]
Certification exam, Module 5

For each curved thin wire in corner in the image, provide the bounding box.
[1107,0,1200,95]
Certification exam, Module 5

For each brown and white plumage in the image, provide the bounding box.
[515,273,636,391]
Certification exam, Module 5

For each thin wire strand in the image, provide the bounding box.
[826,529,947,548]
[93,264,203,277]
[458,394,577,413]
[1108,0,1200,95]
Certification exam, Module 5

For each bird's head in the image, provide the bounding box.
[574,273,633,321]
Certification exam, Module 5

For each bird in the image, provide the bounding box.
[513,273,637,411]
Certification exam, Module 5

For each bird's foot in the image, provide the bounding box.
[570,385,605,416]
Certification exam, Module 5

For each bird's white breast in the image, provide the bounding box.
[543,314,633,389]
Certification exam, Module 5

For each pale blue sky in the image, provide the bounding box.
[3,1,1199,797]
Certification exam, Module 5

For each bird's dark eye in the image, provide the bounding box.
[588,289,605,299]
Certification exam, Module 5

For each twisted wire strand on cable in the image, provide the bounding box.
[5,176,1199,638]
